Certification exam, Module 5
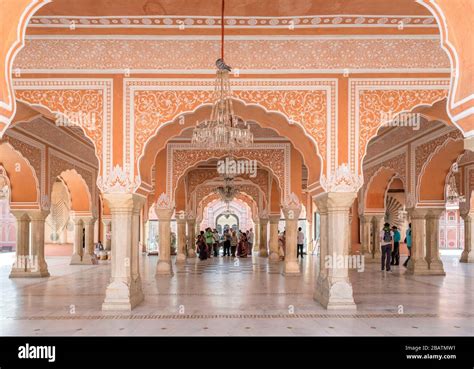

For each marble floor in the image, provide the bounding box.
[0,251,472,336]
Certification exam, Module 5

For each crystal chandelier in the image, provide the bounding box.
[215,177,239,203]
[191,0,253,150]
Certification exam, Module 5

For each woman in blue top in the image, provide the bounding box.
[403,223,412,268]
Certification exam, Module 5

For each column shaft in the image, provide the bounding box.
[314,192,356,310]
[176,218,186,263]
[461,213,474,263]
[156,208,174,276]
[9,212,31,277]
[426,209,445,275]
[268,215,280,261]
[28,211,50,277]
[406,209,430,275]
[82,217,97,265]
[186,218,197,258]
[282,205,301,275]
[259,218,269,257]
[102,193,144,311]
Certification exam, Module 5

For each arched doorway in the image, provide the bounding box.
[216,213,239,234]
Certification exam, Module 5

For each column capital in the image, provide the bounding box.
[269,214,280,224]
[104,193,146,212]
[26,210,49,221]
[360,214,373,223]
[314,192,356,211]
[156,208,174,221]
[408,208,430,219]
[102,217,112,226]
[10,210,29,221]
[259,217,269,225]
[426,208,444,219]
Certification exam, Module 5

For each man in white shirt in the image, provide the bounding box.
[379,222,394,272]
[297,227,305,258]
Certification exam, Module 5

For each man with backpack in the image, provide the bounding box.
[380,222,394,271]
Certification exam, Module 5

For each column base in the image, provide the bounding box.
[282,260,301,276]
[314,276,356,310]
[187,250,197,258]
[70,253,83,265]
[176,253,186,263]
[81,253,98,265]
[9,269,50,278]
[156,260,173,276]
[102,279,144,311]
[460,250,474,263]
[269,252,280,262]
[428,260,446,275]
[405,258,430,275]
[259,250,269,257]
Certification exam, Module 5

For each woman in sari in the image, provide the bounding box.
[237,232,248,258]
[197,232,208,260]
[278,230,286,260]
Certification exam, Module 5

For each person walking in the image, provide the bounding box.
[223,229,231,256]
[247,228,254,256]
[380,222,394,271]
[297,227,305,258]
[212,228,220,257]
[205,228,214,258]
[230,230,238,257]
[403,223,412,268]
[391,226,401,266]
[197,232,208,260]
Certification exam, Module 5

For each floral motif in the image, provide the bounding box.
[171,147,286,198]
[321,163,363,192]
[358,88,448,166]
[97,164,139,194]
[156,192,175,210]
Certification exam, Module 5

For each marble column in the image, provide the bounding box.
[82,217,97,265]
[28,210,50,277]
[406,208,430,275]
[425,209,445,275]
[372,214,384,262]
[176,216,187,263]
[282,201,302,276]
[360,215,372,257]
[9,211,31,277]
[103,218,112,251]
[259,217,269,257]
[102,193,144,311]
[156,207,174,276]
[460,212,474,263]
[70,217,84,264]
[268,215,280,261]
[186,216,197,258]
[314,192,356,310]
[253,219,260,252]
[313,198,328,297]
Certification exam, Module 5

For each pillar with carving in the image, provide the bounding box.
[314,192,357,309]
[461,214,474,262]
[259,213,269,257]
[268,214,280,261]
[425,209,445,275]
[360,214,372,257]
[9,211,30,277]
[282,194,302,276]
[176,211,187,263]
[406,208,430,275]
[70,217,84,265]
[186,214,197,258]
[155,194,175,276]
[253,218,260,252]
[102,193,144,311]
[372,214,384,262]
[103,218,112,251]
[82,216,97,265]
[28,210,50,277]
